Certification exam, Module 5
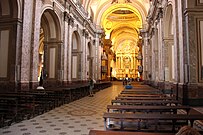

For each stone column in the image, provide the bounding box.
[81,27,86,80]
[121,56,123,69]
[62,14,69,85]
[92,39,96,80]
[182,0,203,105]
[158,16,165,82]
[142,33,149,80]
[151,27,159,82]
[172,0,179,83]
[67,16,74,82]
[119,56,121,69]
[98,43,102,80]
[82,28,88,80]
[95,32,101,80]
[177,0,185,84]
[19,0,34,90]
[29,0,43,89]
[131,56,133,69]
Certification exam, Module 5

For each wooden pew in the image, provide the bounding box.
[121,91,162,95]
[0,93,38,118]
[118,94,165,97]
[106,105,191,114]
[0,97,19,127]
[94,82,112,92]
[89,130,175,135]
[115,96,174,100]
[122,89,160,92]
[103,113,203,131]
[16,90,56,113]
[111,99,181,106]
[61,83,90,102]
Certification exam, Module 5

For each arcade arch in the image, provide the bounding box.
[71,31,82,80]
[39,9,61,86]
[0,0,21,89]
[163,4,174,81]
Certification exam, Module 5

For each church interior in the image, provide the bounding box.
[1,0,203,135]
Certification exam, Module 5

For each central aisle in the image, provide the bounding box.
[0,81,124,135]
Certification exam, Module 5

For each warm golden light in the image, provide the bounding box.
[100,3,143,79]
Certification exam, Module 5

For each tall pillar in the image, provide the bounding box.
[142,33,149,80]
[62,14,70,85]
[95,32,102,80]
[82,27,87,80]
[30,0,43,89]
[151,27,159,82]
[19,0,34,90]
[67,16,74,82]
[181,0,203,105]
[158,16,165,82]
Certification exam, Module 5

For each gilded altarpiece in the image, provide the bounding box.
[115,44,140,79]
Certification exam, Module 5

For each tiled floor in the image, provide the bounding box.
[1,82,203,135]
[0,82,124,135]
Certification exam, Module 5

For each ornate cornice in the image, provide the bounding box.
[66,0,96,37]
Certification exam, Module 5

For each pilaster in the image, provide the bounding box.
[30,0,43,89]
[19,0,34,90]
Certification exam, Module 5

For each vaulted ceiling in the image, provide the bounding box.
[80,0,150,53]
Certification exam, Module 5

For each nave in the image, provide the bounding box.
[1,82,203,135]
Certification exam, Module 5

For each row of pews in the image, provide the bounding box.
[89,84,203,135]
[0,82,112,128]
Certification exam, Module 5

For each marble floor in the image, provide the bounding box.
[1,82,203,135]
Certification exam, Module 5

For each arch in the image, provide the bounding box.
[94,1,148,26]
[163,3,174,81]
[71,31,82,80]
[38,9,61,84]
[41,9,61,41]
[72,31,79,51]
[163,4,173,37]
[0,0,20,90]
[72,31,81,51]
[0,0,19,18]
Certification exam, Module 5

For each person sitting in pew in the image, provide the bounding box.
[176,125,201,135]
